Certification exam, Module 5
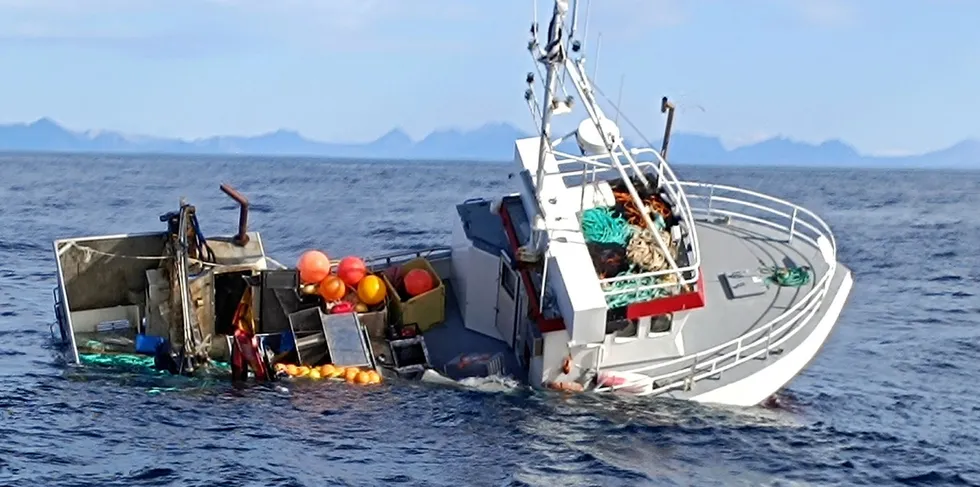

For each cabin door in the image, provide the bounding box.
[463,249,504,340]
[495,254,519,348]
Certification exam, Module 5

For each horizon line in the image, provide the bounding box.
[3,115,977,159]
[3,147,980,173]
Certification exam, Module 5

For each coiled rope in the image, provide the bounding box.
[581,196,684,308]
[626,225,672,272]
[602,270,669,308]
[613,189,672,226]
[764,266,812,287]
[581,207,632,245]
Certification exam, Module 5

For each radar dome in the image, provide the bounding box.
[575,117,621,155]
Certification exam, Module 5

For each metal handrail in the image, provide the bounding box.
[360,246,453,270]
[594,182,839,395]
[546,153,704,294]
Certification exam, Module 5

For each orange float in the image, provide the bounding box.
[403,268,434,296]
[318,275,346,302]
[344,367,359,383]
[337,256,368,287]
[357,275,387,305]
[297,250,331,284]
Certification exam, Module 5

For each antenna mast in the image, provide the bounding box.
[525,0,686,283]
[528,0,571,250]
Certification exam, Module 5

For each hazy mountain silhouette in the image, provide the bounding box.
[0,118,975,168]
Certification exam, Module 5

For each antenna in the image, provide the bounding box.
[568,0,580,41]
[592,32,602,84]
[614,74,625,125]
[581,0,593,52]
[532,0,538,30]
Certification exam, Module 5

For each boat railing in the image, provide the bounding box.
[265,246,454,273]
[594,182,839,395]
[360,246,454,270]
[541,150,703,293]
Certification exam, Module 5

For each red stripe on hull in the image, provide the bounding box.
[498,201,567,333]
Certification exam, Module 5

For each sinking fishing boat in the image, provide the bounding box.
[49,0,852,406]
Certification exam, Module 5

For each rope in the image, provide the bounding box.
[764,266,812,287]
[612,189,672,227]
[602,268,669,308]
[581,207,632,245]
[189,212,216,263]
[65,241,223,267]
[80,352,161,370]
[626,225,672,272]
[79,352,232,373]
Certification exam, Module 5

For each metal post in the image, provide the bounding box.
[707,186,715,219]
[539,251,550,314]
[660,96,676,171]
[789,208,798,243]
[764,323,773,359]
[687,356,698,390]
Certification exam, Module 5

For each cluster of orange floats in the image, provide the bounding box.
[275,362,383,385]
[296,250,387,308]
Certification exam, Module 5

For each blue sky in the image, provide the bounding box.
[0,0,975,156]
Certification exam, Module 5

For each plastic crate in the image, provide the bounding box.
[383,257,446,333]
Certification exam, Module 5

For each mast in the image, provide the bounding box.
[530,0,570,251]
[525,0,688,284]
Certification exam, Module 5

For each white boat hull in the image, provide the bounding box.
[689,269,853,406]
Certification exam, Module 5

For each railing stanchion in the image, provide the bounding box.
[687,356,698,390]
[789,208,798,243]
[765,323,773,359]
[707,186,715,219]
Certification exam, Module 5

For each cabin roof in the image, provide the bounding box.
[455,196,530,260]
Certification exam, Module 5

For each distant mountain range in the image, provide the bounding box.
[0,117,977,168]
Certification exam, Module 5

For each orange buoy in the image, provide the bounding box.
[355,371,371,384]
[326,366,343,379]
[337,256,368,287]
[403,268,434,296]
[297,250,331,284]
[344,367,359,383]
[357,275,387,305]
[318,275,346,302]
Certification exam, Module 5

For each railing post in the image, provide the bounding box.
[687,356,698,390]
[707,186,715,218]
[788,208,798,243]
[765,323,773,360]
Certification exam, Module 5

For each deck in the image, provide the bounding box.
[593,178,853,403]
[420,279,526,382]
[679,215,830,355]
